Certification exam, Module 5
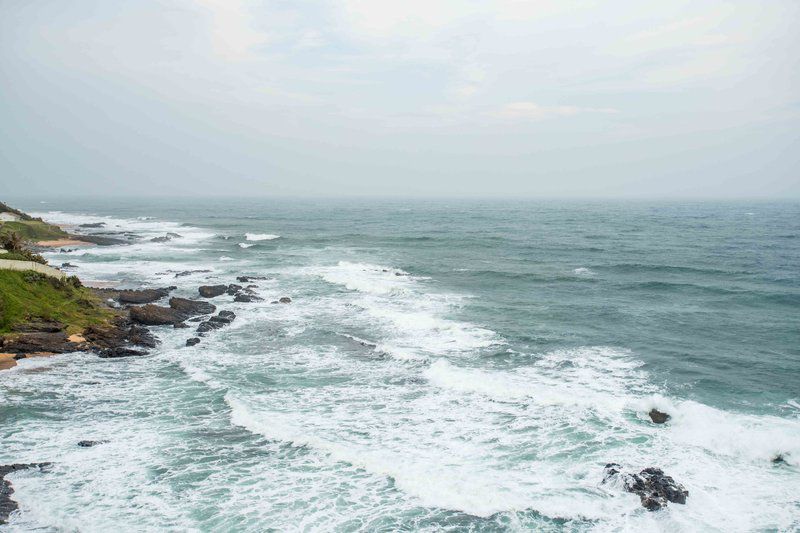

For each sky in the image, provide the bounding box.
[0,0,798,198]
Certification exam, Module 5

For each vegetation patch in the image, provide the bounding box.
[0,220,69,242]
[0,270,117,335]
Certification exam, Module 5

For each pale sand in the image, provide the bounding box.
[35,239,96,247]
[0,352,58,371]
[0,353,17,371]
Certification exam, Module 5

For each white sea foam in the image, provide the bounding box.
[238,242,255,248]
[245,233,280,241]
[573,267,595,275]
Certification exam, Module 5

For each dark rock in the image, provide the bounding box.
[117,287,174,304]
[10,320,65,333]
[772,454,789,465]
[197,320,224,333]
[167,232,182,238]
[77,440,107,447]
[79,222,105,228]
[278,297,292,304]
[150,236,171,243]
[235,293,263,303]
[169,297,216,316]
[70,234,126,246]
[0,332,77,354]
[602,463,688,511]
[83,319,157,351]
[175,269,211,278]
[173,322,190,329]
[198,285,227,298]
[217,310,236,320]
[648,409,671,424]
[61,262,77,268]
[236,276,267,283]
[226,284,243,295]
[98,347,146,358]
[186,337,201,347]
[395,272,403,276]
[1,463,51,524]
[129,304,184,325]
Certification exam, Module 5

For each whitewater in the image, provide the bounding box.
[1,198,798,532]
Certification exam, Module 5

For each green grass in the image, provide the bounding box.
[0,270,117,335]
[0,252,37,262]
[0,220,69,242]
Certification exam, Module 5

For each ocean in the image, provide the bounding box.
[1,197,798,532]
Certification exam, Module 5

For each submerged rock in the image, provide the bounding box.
[648,409,671,424]
[603,463,688,510]
[174,269,211,278]
[150,235,171,243]
[186,337,201,347]
[198,285,228,298]
[77,440,107,447]
[98,347,146,358]
[79,222,105,228]
[236,276,267,283]
[1,463,51,524]
[169,297,215,316]
[235,293,262,303]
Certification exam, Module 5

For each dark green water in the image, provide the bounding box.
[1,198,798,531]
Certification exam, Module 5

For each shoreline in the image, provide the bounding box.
[35,238,96,248]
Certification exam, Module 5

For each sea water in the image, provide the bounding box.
[1,198,798,532]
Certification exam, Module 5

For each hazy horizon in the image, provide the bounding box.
[1,1,798,198]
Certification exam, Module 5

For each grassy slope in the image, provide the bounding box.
[0,220,69,241]
[0,270,116,335]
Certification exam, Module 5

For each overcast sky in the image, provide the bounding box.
[1,0,798,198]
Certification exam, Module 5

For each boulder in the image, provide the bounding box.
[173,322,189,329]
[186,337,201,347]
[79,222,105,228]
[117,287,175,304]
[129,304,184,325]
[603,463,688,511]
[217,310,236,321]
[226,284,243,295]
[648,409,671,424]
[279,297,292,304]
[150,235,171,243]
[198,285,227,298]
[169,297,215,316]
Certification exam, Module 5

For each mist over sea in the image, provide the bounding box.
[2,197,799,531]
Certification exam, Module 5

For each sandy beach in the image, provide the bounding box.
[35,239,95,247]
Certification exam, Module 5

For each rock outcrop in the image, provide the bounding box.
[648,409,671,424]
[1,463,51,524]
[603,463,688,511]
[129,304,185,325]
[168,297,215,316]
[198,285,228,298]
[117,287,175,304]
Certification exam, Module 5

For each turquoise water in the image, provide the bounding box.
[1,198,799,531]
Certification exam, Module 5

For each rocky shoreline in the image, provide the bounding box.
[0,208,699,523]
